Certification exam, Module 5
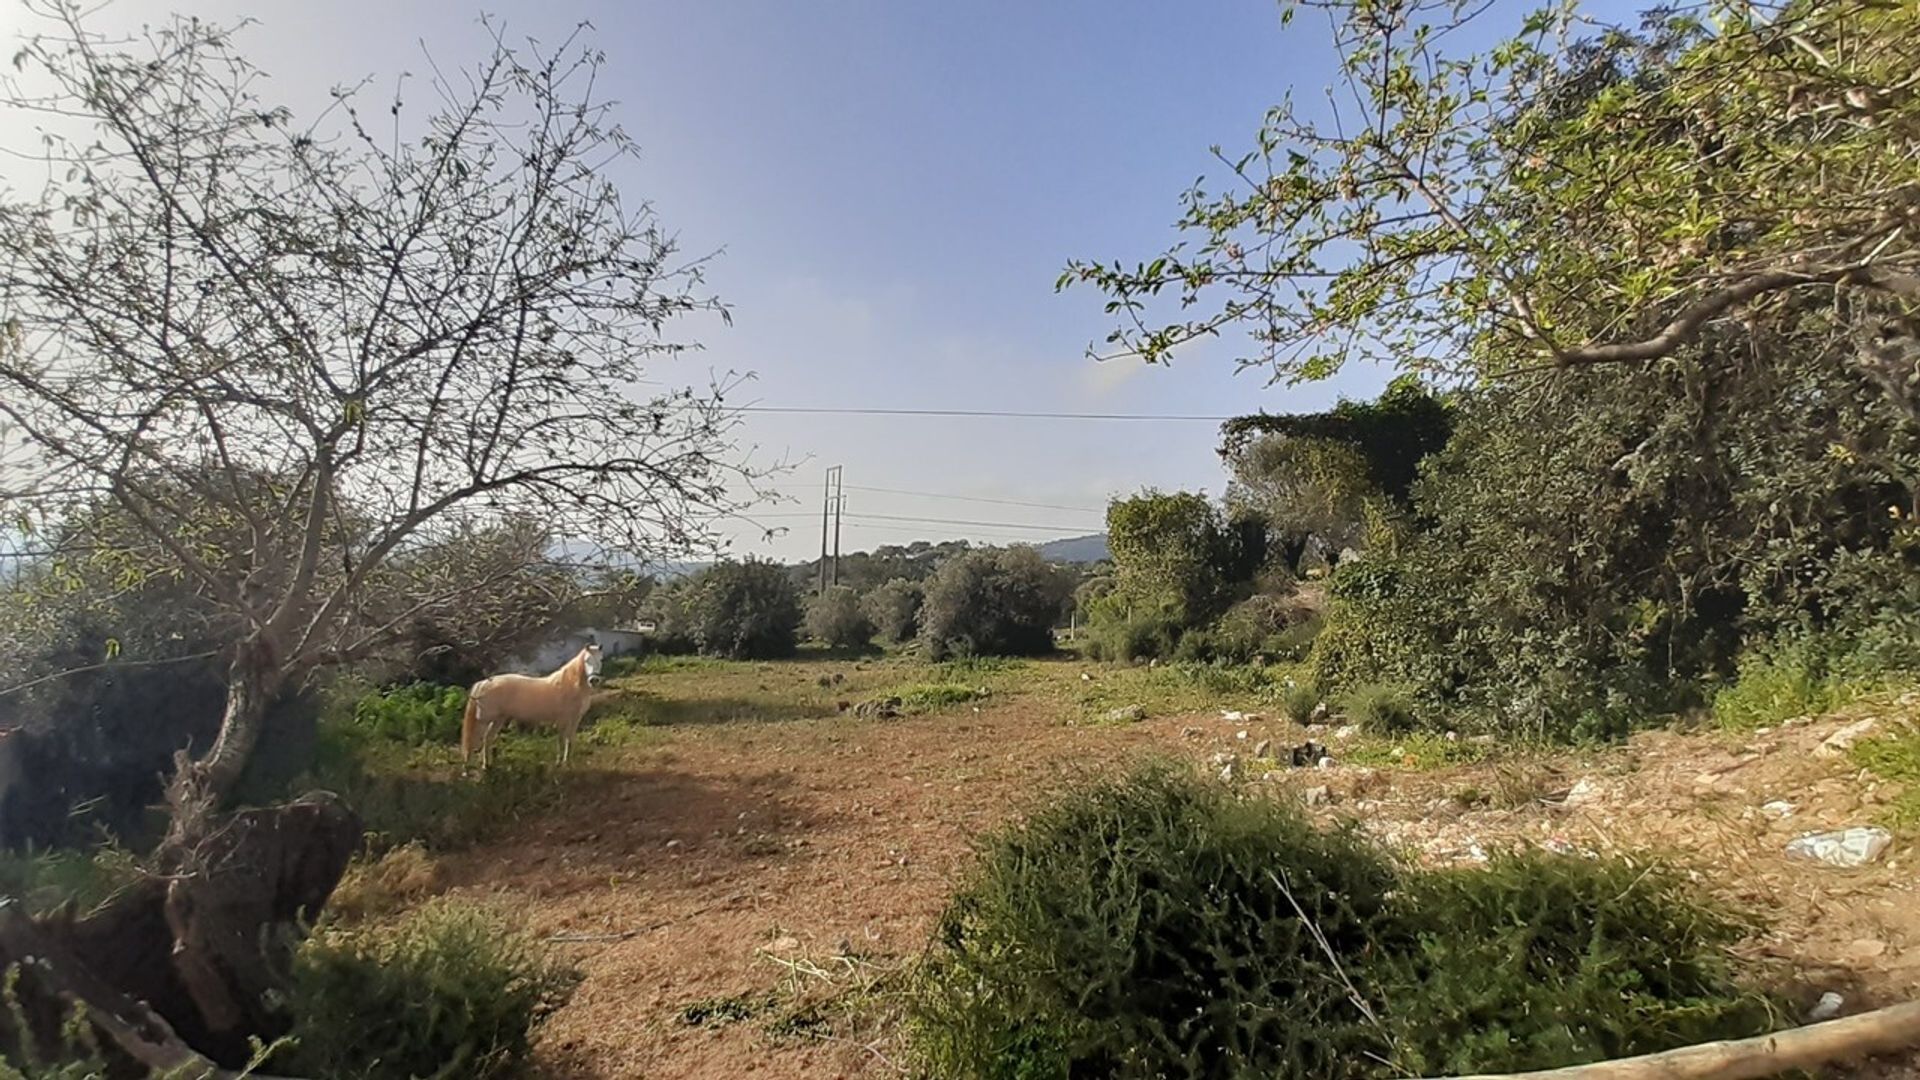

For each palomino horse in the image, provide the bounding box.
[461,643,603,769]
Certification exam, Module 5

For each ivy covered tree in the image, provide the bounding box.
[1063,0,1920,392]
[0,4,758,842]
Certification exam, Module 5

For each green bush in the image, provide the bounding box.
[911,765,1778,1080]
[1081,604,1179,663]
[890,684,987,712]
[863,578,926,645]
[1379,854,1775,1075]
[350,683,469,746]
[1341,682,1418,736]
[805,585,875,649]
[919,547,1074,661]
[1851,727,1920,832]
[913,764,1401,1080]
[685,559,803,660]
[280,900,577,1080]
[1280,681,1321,725]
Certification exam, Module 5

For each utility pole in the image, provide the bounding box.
[819,465,842,594]
[832,484,844,588]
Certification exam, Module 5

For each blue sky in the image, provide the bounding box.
[1,0,1637,562]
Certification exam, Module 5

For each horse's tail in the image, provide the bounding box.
[461,687,482,761]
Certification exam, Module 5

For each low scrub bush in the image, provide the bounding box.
[1709,639,1883,731]
[1280,681,1321,725]
[0,845,139,918]
[1341,682,1418,736]
[350,683,469,746]
[1851,726,1920,832]
[912,765,1777,1079]
[279,900,577,1080]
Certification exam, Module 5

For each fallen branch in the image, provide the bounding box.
[1432,1000,1920,1080]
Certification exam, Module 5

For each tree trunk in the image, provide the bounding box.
[163,635,281,854]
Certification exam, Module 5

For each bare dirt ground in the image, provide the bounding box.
[417,659,1920,1079]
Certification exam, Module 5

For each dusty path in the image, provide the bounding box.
[420,662,1920,1079]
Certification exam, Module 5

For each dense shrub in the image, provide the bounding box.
[805,585,875,649]
[1307,330,1920,738]
[684,559,803,660]
[919,548,1073,660]
[914,764,1401,1079]
[1341,682,1419,736]
[350,683,469,746]
[912,766,1777,1080]
[1080,602,1179,663]
[281,901,577,1080]
[1280,681,1321,725]
[862,578,925,645]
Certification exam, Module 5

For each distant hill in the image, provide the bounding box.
[1037,534,1109,564]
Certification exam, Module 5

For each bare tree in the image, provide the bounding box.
[0,2,761,841]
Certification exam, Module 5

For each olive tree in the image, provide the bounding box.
[0,4,757,841]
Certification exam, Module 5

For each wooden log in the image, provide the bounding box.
[0,900,307,1079]
[1432,1000,1920,1080]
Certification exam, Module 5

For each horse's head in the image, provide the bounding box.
[581,642,604,686]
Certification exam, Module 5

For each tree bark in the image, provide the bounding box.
[164,635,282,853]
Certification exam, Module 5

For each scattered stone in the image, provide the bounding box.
[1302,785,1333,807]
[1181,726,1202,738]
[1222,709,1250,723]
[1219,759,1239,782]
[1332,725,1357,741]
[1288,740,1327,767]
[1316,756,1337,770]
[1808,992,1845,1022]
[1304,723,1327,736]
[1816,718,1882,757]
[1541,836,1576,856]
[1563,777,1603,807]
[1252,739,1273,759]
[1844,938,1889,961]
[1080,672,1092,682]
[855,697,903,719]
[1761,800,1796,819]
[665,839,682,850]
[1310,702,1330,723]
[1105,704,1148,723]
[1444,730,1459,742]
[1208,752,1236,768]
[1785,826,1893,867]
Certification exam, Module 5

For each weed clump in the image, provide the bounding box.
[350,682,469,746]
[1342,682,1418,736]
[279,900,577,1080]
[912,764,1779,1080]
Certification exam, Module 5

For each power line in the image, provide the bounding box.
[735,405,1234,422]
[771,484,1107,514]
[743,510,1097,534]
[839,484,1107,514]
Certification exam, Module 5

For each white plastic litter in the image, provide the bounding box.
[1808,991,1844,1022]
[1784,826,1893,867]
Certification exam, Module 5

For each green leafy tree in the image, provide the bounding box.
[919,547,1074,660]
[686,560,802,660]
[1063,1,1920,390]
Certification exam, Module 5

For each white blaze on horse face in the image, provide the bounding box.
[583,644,603,685]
